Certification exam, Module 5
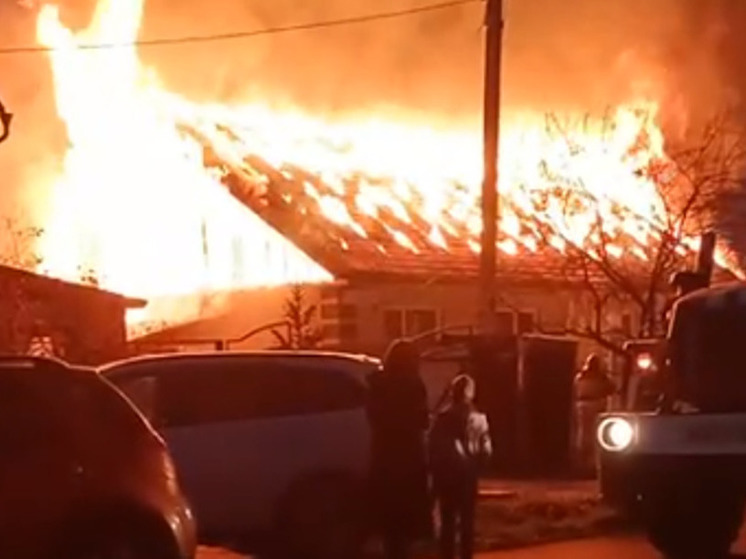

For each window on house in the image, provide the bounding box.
[383,308,438,340]
[494,310,515,336]
[384,310,404,339]
[404,309,437,336]
[517,312,535,334]
[339,322,359,341]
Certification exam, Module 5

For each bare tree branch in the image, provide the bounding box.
[506,108,745,352]
[495,291,627,356]
[0,218,43,271]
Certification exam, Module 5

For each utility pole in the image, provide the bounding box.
[479,0,503,332]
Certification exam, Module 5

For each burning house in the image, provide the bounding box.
[131,121,739,357]
[19,0,743,359]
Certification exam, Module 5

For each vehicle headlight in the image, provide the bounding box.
[597,417,635,452]
[636,352,654,371]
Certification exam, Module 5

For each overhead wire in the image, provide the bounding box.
[0,0,482,55]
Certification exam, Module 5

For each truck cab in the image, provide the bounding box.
[597,283,746,559]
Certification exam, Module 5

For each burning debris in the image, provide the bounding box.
[29,0,743,328]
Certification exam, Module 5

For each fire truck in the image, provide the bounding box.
[597,237,746,558]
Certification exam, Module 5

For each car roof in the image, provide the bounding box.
[0,355,67,369]
[0,355,91,379]
[99,350,381,375]
[0,356,107,393]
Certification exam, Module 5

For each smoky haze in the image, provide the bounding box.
[0,0,742,221]
[134,0,736,127]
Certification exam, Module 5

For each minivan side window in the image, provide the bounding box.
[158,359,366,428]
[281,363,366,416]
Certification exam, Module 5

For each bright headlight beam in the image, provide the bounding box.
[597,417,635,452]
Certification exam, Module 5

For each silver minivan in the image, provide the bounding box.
[100,350,379,558]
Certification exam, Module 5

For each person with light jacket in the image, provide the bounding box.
[429,374,492,559]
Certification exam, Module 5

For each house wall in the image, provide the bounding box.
[60,292,130,364]
[0,269,130,365]
[216,285,323,350]
[131,284,327,352]
[317,279,640,365]
[131,277,642,374]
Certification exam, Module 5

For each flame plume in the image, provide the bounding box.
[34,0,736,325]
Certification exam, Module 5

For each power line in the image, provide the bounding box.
[0,0,481,55]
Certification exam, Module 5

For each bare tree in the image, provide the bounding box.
[271,284,323,350]
[0,217,101,288]
[500,110,746,354]
[0,217,44,271]
[0,97,12,144]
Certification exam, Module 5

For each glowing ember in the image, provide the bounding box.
[33,0,737,321]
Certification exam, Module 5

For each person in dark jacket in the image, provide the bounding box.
[429,374,492,559]
[367,338,432,559]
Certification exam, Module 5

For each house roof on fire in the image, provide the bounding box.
[185,124,737,287]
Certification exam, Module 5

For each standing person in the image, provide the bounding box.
[429,374,492,559]
[573,353,614,472]
[367,338,432,559]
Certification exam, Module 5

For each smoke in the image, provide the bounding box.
[0,0,742,224]
[0,0,741,136]
[0,0,66,227]
[132,0,739,128]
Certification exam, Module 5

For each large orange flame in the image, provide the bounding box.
[33,0,733,327]
[36,0,332,300]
